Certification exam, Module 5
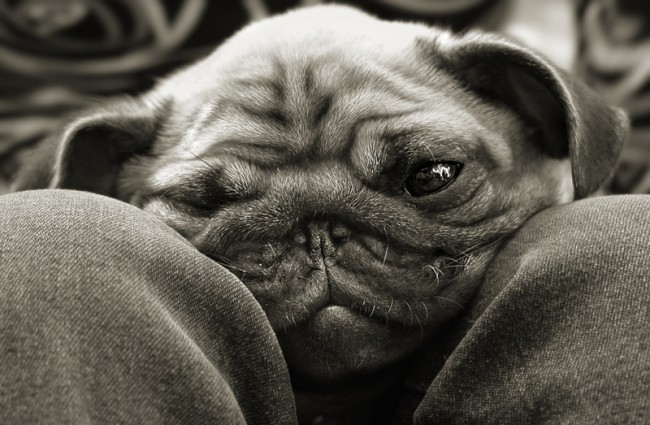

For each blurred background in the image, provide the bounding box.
[0,0,648,194]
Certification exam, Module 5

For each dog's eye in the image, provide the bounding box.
[405,162,462,196]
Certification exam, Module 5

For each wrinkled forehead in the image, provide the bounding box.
[162,57,474,154]
[177,56,459,152]
[164,59,483,170]
[150,6,493,165]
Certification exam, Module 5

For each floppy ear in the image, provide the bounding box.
[426,33,629,198]
[14,97,165,196]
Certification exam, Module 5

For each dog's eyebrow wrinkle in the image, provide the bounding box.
[239,104,290,128]
[339,59,427,105]
[302,62,316,95]
[310,94,334,127]
[205,94,290,130]
[232,77,287,103]
[202,138,296,165]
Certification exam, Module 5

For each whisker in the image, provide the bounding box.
[424,144,437,163]
[405,300,414,326]
[205,254,257,275]
[420,301,429,324]
[433,295,466,312]
[356,352,368,369]
[383,242,389,265]
[454,236,507,258]
[382,226,389,265]
[182,138,222,180]
[427,264,444,285]
[413,309,423,338]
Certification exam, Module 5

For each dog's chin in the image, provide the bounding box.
[277,305,430,385]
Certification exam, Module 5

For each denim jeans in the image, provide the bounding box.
[1,190,648,424]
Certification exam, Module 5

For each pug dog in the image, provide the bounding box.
[13,5,628,424]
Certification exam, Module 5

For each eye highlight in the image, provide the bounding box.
[405,162,462,196]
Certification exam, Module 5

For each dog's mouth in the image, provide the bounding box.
[203,240,473,382]
[204,240,464,330]
[198,218,491,382]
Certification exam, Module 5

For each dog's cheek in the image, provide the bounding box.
[508,156,575,207]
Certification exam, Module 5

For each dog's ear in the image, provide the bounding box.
[427,34,629,198]
[14,96,165,196]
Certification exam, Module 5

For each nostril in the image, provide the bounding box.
[294,231,308,245]
[330,222,352,241]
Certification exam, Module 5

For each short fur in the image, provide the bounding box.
[13,5,628,421]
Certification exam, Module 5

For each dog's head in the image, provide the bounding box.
[17,6,627,387]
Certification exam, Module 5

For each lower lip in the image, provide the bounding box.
[310,304,423,343]
[309,305,394,337]
[314,305,360,323]
[277,305,426,382]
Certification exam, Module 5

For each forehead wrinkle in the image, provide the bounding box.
[201,137,299,167]
[184,108,292,159]
[184,56,290,142]
[318,89,424,156]
[428,109,512,170]
[159,94,213,156]
[351,123,391,181]
[180,48,447,164]
[347,97,506,181]
[214,51,431,156]
[394,119,511,171]
[293,54,431,154]
[209,91,287,129]
[225,75,286,111]
[303,53,428,106]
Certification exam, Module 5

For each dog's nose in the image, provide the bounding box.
[302,221,353,251]
[301,220,353,267]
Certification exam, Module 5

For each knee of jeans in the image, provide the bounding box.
[0,190,193,292]
[501,194,649,273]
[1,189,187,248]
[525,194,648,241]
[479,195,649,315]
[0,190,263,356]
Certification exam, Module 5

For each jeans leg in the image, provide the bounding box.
[0,190,297,425]
[409,195,650,424]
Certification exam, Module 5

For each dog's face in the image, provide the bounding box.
[16,6,627,388]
